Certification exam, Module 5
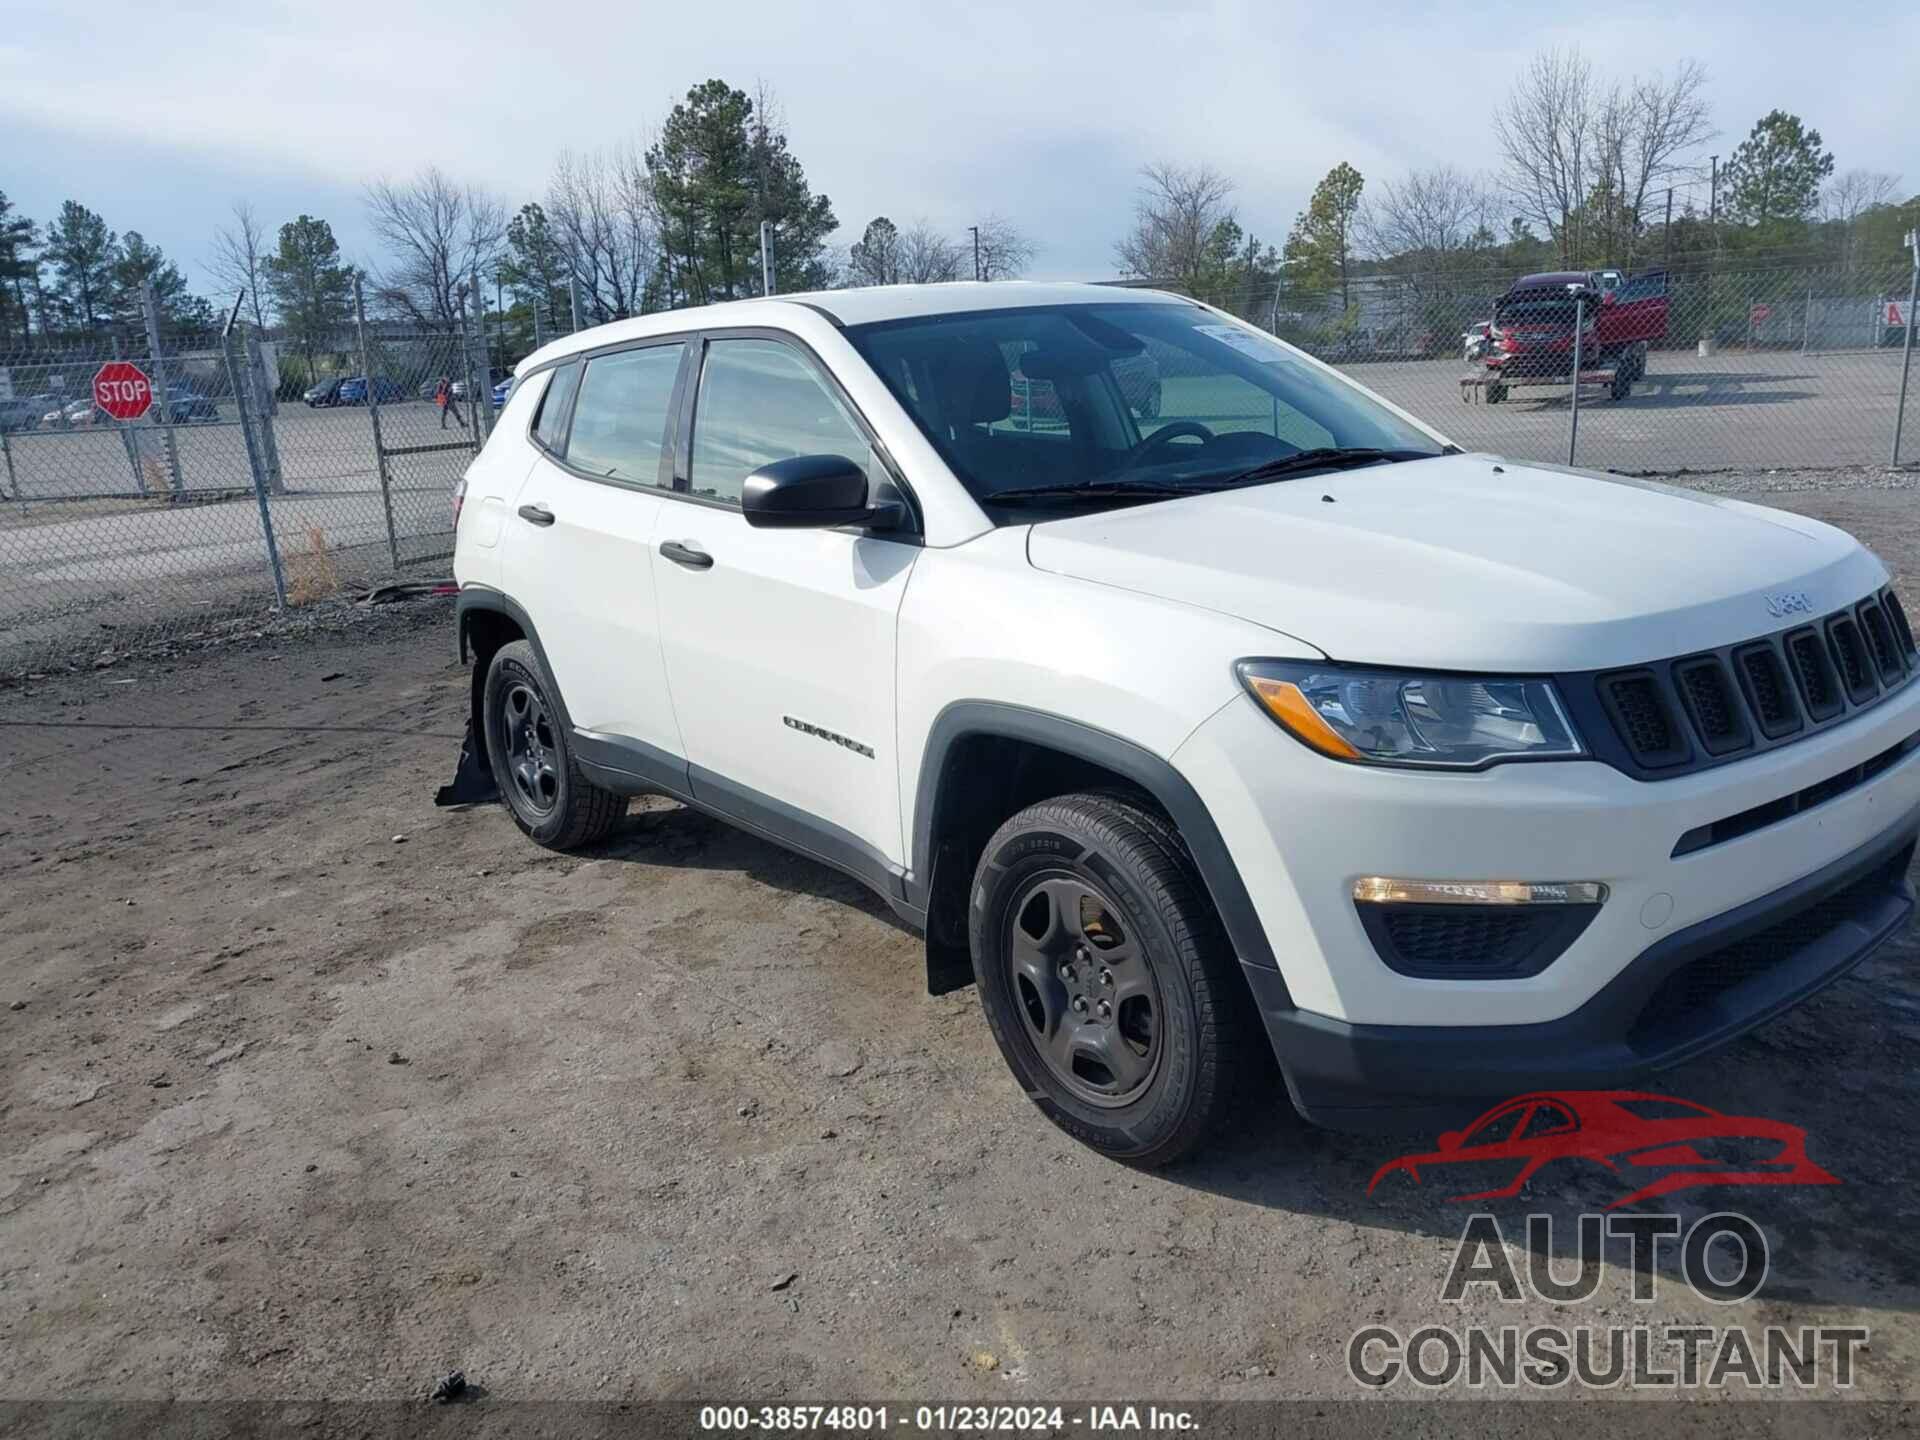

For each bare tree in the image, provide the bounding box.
[899,223,964,284]
[207,200,270,327]
[1591,60,1714,265]
[1113,162,1236,292]
[1822,169,1901,226]
[1363,167,1493,261]
[1498,47,1712,267]
[547,144,659,323]
[1494,47,1598,264]
[972,214,1035,281]
[364,167,507,330]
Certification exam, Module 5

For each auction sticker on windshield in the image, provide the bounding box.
[1194,323,1293,362]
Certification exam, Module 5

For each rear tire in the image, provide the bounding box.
[968,791,1256,1167]
[482,640,625,850]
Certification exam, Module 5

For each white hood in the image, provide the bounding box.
[1025,453,1886,672]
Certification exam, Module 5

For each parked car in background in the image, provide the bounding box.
[305,378,345,407]
[163,383,220,423]
[337,376,406,406]
[491,377,513,409]
[43,398,100,428]
[0,396,45,432]
[452,368,509,401]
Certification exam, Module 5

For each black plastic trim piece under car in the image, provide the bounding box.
[1248,806,1919,1133]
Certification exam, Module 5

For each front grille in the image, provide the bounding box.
[1628,849,1909,1048]
[1582,587,1915,778]
[1357,901,1600,979]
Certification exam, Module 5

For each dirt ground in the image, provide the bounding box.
[4,481,1920,1422]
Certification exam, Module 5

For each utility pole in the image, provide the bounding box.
[760,221,775,296]
[970,225,981,282]
[1662,187,1673,267]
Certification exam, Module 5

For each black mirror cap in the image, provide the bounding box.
[742,453,900,531]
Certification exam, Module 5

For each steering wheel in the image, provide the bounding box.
[1126,420,1215,465]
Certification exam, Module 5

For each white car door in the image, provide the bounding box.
[651,333,918,876]
[497,341,688,759]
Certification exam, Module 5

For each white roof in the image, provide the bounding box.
[517,281,1189,372]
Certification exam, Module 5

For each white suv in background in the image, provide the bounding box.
[449,282,1920,1165]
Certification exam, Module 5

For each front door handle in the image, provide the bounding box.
[517,503,555,527]
[659,540,713,571]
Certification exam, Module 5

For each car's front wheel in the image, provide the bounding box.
[482,640,626,850]
[969,791,1257,1166]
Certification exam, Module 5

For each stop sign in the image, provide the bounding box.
[1750,303,1773,325]
[92,361,153,421]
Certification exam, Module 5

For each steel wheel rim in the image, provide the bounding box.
[1004,868,1163,1109]
[502,682,560,816]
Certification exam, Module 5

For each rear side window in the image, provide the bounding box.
[531,361,580,453]
[564,344,684,486]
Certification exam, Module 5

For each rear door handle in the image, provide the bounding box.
[517,503,554,527]
[659,540,713,571]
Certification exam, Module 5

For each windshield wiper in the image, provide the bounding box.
[1213,446,1443,488]
[985,480,1216,506]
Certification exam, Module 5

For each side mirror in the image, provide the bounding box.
[742,454,901,531]
[1437,1130,1463,1152]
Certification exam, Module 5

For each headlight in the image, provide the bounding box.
[1236,660,1584,769]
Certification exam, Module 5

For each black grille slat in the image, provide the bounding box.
[1733,642,1802,739]
[1859,600,1904,682]
[1785,626,1844,721]
[1827,615,1879,704]
[1600,671,1690,767]
[1886,590,1916,656]
[1673,657,1752,755]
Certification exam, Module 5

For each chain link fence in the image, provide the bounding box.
[0,279,496,678]
[3,255,1916,677]
[1181,254,1920,476]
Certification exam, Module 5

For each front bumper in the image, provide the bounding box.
[1243,809,1915,1130]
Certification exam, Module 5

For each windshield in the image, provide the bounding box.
[844,302,1445,514]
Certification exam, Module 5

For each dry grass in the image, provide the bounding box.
[285,524,341,606]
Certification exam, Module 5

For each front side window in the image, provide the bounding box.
[564,344,683,485]
[846,302,1443,517]
[688,338,873,506]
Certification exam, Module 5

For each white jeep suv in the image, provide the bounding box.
[449,282,1920,1164]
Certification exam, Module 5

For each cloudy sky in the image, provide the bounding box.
[3,0,1914,295]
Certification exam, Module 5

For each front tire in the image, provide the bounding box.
[482,640,625,850]
[969,792,1255,1166]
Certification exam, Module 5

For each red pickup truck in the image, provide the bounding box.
[1482,268,1668,402]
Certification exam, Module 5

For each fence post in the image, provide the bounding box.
[1896,230,1919,467]
[457,288,483,457]
[470,263,493,443]
[354,275,400,571]
[569,274,583,335]
[1803,287,1813,355]
[140,281,184,496]
[1,425,17,503]
[244,330,285,494]
[1567,290,1585,467]
[110,332,147,495]
[222,297,287,608]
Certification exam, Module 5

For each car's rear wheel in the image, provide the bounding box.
[969,791,1256,1166]
[482,640,625,850]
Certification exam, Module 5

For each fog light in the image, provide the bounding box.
[1352,877,1609,906]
